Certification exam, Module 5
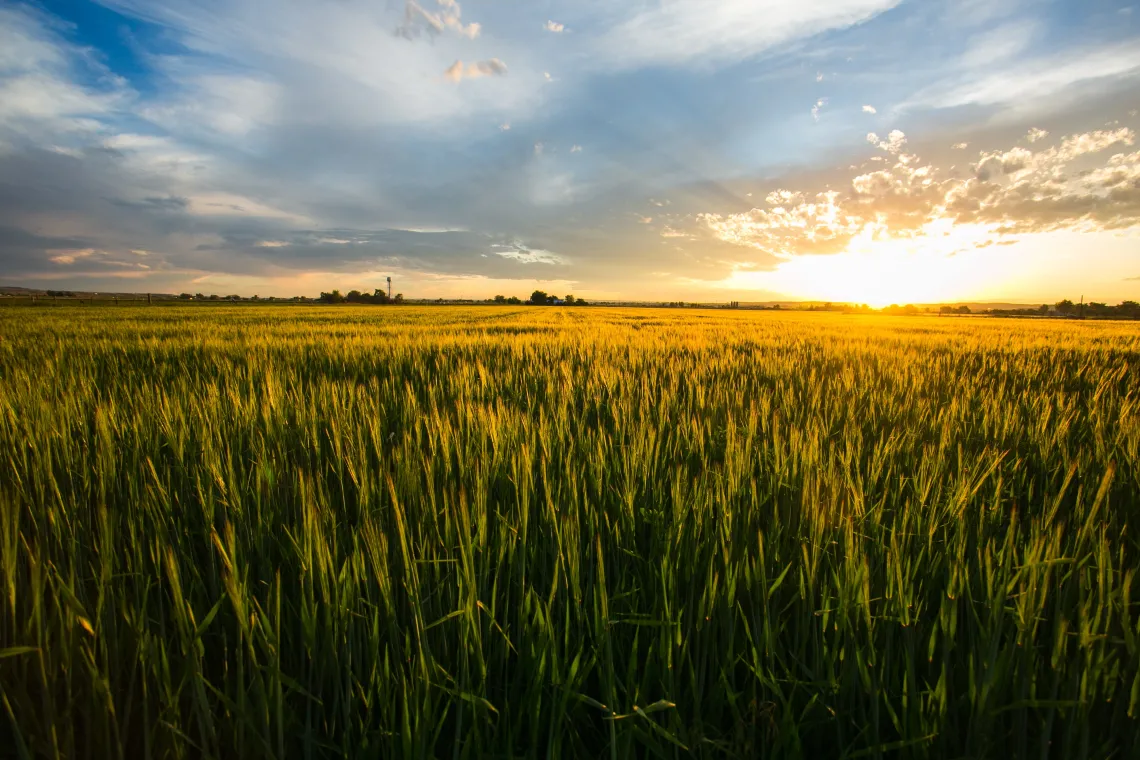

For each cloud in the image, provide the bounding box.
[445,58,508,82]
[596,0,902,69]
[1027,127,1049,143]
[700,126,1140,258]
[812,98,828,121]
[959,20,1038,70]
[397,0,481,40]
[905,43,1140,112]
[952,142,969,150]
[92,0,533,128]
[544,20,565,33]
[491,242,566,265]
[499,121,510,130]
[862,105,877,114]
[867,129,907,153]
[570,144,582,153]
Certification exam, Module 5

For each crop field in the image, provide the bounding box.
[1,305,1139,759]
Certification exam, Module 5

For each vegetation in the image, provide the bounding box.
[1,306,1139,758]
[318,289,404,305]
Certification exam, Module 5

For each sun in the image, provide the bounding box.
[725,222,1004,307]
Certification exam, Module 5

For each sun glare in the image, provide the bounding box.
[725,223,1007,307]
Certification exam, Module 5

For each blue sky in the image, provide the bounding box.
[2,0,1139,303]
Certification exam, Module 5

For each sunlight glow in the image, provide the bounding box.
[723,223,1017,307]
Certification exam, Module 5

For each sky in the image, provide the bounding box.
[1,0,1139,305]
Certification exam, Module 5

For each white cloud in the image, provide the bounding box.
[49,248,100,265]
[952,142,969,150]
[185,193,310,222]
[1027,127,1049,143]
[397,0,481,40]
[700,126,1140,258]
[95,0,534,128]
[533,141,544,155]
[867,129,907,153]
[499,121,511,130]
[596,0,902,69]
[544,20,565,33]
[862,104,877,114]
[959,20,1038,70]
[570,144,582,153]
[491,243,566,264]
[905,43,1140,112]
[812,98,828,121]
[445,58,508,82]
[816,72,824,82]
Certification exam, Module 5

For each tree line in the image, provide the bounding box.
[318,289,404,304]
[491,291,589,306]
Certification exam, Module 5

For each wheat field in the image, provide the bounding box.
[1,305,1139,758]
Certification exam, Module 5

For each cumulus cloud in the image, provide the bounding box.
[1027,127,1049,143]
[397,0,480,40]
[862,105,877,114]
[700,126,1140,257]
[445,58,508,82]
[544,20,565,33]
[867,129,907,153]
[952,142,969,150]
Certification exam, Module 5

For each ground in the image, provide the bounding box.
[1,305,1138,758]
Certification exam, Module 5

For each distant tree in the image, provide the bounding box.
[1055,299,1075,315]
[530,290,549,305]
[393,293,404,304]
[956,305,971,314]
[179,293,193,300]
[1039,304,1050,315]
[506,296,522,305]
[208,294,220,301]
[319,290,346,304]
[493,294,507,303]
[251,294,260,301]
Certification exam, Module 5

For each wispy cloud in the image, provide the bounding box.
[491,242,566,264]
[544,20,565,33]
[595,0,902,69]
[905,43,1140,113]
